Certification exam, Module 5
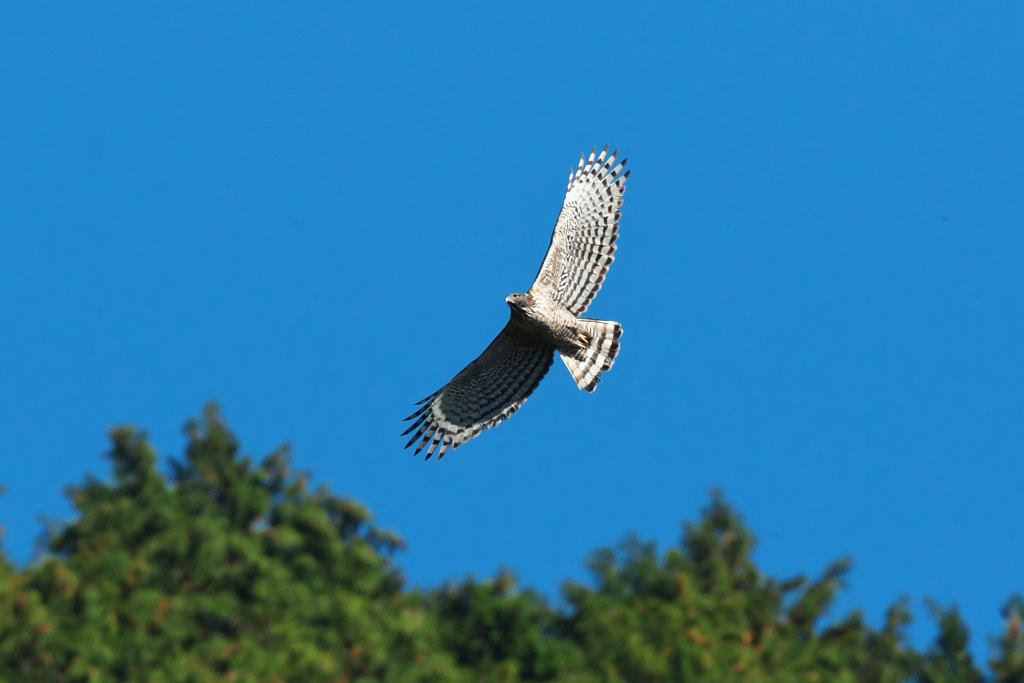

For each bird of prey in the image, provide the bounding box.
[403,146,629,459]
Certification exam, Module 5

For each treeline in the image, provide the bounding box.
[0,406,1020,682]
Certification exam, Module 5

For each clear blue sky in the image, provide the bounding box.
[1,2,1021,657]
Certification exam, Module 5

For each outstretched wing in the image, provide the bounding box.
[402,323,555,459]
[530,146,628,316]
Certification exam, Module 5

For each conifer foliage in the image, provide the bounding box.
[0,406,1020,682]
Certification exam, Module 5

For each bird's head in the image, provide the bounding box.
[506,292,534,311]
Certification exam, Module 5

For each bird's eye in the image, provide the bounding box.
[513,294,519,299]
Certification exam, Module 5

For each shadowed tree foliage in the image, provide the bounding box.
[0,406,1019,682]
[990,597,1024,683]
[0,405,459,683]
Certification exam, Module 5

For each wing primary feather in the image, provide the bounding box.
[403,402,431,421]
[405,419,433,450]
[414,425,438,456]
[401,411,430,436]
[424,429,444,459]
[603,150,618,173]
[414,391,439,406]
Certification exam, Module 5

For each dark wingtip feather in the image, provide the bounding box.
[414,426,438,456]
[403,403,431,421]
[401,411,429,436]
[414,392,438,406]
[405,419,433,449]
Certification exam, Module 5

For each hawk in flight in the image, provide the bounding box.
[403,146,629,459]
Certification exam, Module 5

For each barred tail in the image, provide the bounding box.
[559,319,622,392]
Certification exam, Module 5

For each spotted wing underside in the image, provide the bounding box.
[402,322,555,459]
[530,146,628,316]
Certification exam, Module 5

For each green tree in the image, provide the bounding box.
[918,602,983,683]
[989,597,1024,683]
[0,407,1020,683]
[427,570,587,682]
[0,405,460,683]
[552,491,916,683]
